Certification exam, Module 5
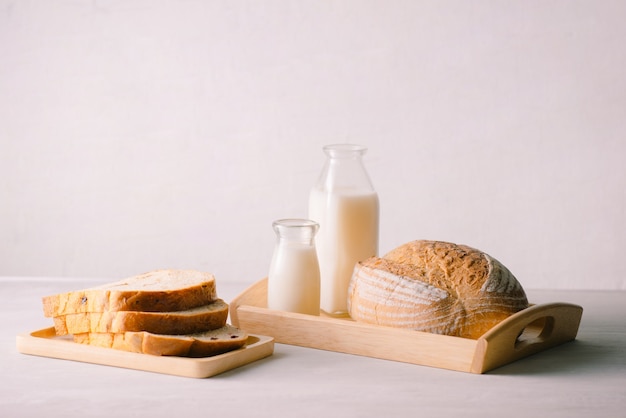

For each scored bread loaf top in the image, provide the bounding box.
[53,299,229,336]
[347,240,529,339]
[42,270,217,317]
[73,325,248,357]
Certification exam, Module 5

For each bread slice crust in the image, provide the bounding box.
[73,325,248,357]
[53,299,229,335]
[42,270,217,317]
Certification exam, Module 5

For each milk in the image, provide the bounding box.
[309,187,379,314]
[268,241,321,315]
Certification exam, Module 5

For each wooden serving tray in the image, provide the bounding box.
[230,278,583,374]
[16,327,274,378]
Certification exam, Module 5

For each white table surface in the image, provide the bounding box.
[1,276,625,418]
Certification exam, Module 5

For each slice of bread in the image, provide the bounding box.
[73,325,248,357]
[42,270,217,317]
[53,299,229,336]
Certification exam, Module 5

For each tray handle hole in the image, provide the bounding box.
[515,316,555,350]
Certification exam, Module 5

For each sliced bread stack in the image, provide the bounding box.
[42,269,248,357]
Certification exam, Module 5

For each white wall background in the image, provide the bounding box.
[1,0,625,290]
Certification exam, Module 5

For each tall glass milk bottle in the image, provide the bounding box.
[267,219,321,315]
[308,144,379,315]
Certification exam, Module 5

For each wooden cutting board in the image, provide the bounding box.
[17,327,274,378]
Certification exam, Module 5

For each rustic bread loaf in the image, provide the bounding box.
[73,325,248,357]
[42,270,217,317]
[347,240,529,339]
[53,299,228,336]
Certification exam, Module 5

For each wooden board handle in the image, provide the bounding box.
[471,302,583,373]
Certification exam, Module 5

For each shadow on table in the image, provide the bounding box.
[211,350,287,378]
[487,338,623,376]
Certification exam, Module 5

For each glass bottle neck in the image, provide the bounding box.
[272,219,319,246]
[323,144,367,159]
[316,144,375,192]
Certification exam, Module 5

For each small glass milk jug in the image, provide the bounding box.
[267,219,321,315]
[308,144,379,315]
